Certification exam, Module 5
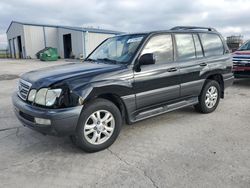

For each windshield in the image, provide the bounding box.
[86,34,146,64]
[239,41,250,51]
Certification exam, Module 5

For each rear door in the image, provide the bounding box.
[175,33,207,97]
[133,34,181,109]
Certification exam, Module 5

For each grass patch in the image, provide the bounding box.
[0,54,10,58]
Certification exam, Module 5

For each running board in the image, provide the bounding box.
[134,97,198,122]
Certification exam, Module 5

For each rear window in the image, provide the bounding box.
[175,34,196,60]
[200,33,224,57]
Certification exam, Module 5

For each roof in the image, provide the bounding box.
[119,26,220,37]
[6,21,122,35]
[170,26,217,32]
[122,30,219,37]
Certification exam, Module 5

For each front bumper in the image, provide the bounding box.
[12,93,82,136]
[233,65,250,78]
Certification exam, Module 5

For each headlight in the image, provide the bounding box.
[45,89,62,106]
[32,88,62,106]
[35,88,48,105]
[28,89,37,102]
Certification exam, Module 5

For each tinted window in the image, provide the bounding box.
[200,33,224,57]
[175,34,196,60]
[193,34,203,58]
[141,35,173,64]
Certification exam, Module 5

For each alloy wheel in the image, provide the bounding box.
[83,110,115,145]
[205,86,218,109]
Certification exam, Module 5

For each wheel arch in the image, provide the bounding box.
[205,73,224,98]
[88,93,129,125]
[74,83,135,124]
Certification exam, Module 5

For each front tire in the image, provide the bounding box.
[74,99,122,152]
[194,80,221,113]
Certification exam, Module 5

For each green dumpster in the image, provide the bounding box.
[39,47,58,61]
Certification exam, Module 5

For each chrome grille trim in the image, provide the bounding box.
[18,79,32,101]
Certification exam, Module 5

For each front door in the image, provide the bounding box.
[133,34,181,109]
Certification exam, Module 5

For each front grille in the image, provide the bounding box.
[233,55,250,64]
[19,111,34,122]
[233,61,250,67]
[18,79,32,101]
[233,59,250,63]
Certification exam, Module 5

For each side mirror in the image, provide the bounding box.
[139,53,155,65]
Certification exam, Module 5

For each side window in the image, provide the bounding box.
[141,35,173,64]
[193,34,203,58]
[175,34,196,60]
[200,33,224,57]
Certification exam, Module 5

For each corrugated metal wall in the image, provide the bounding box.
[23,25,45,58]
[7,24,59,59]
[44,27,58,49]
[6,22,25,58]
[23,26,59,58]
[58,28,83,59]
[86,32,114,56]
[7,22,117,59]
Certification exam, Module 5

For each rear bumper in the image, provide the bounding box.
[12,93,82,136]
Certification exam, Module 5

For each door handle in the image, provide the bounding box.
[199,62,207,67]
[167,67,178,72]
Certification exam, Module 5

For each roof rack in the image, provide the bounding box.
[170,26,217,32]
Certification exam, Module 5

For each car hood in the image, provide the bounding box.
[21,61,125,88]
[233,50,250,56]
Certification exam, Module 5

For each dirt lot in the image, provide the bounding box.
[0,59,250,188]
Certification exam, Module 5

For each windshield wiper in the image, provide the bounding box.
[86,58,96,62]
[97,58,117,64]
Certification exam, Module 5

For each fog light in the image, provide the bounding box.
[35,118,51,125]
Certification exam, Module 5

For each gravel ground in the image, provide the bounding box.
[0,59,250,188]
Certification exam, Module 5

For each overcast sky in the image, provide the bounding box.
[0,0,250,49]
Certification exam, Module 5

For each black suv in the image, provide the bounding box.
[13,26,234,152]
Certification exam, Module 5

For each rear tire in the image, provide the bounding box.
[74,99,122,153]
[194,80,221,113]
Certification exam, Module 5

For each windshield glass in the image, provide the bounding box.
[87,34,146,64]
[239,41,250,51]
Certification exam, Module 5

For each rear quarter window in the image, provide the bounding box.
[200,33,224,57]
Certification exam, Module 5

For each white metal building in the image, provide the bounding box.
[6,21,121,59]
